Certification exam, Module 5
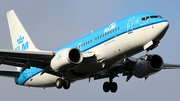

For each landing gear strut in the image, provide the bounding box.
[56,78,71,90]
[144,50,152,61]
[144,40,160,60]
[103,77,118,93]
[144,54,151,61]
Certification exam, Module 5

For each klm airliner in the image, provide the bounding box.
[0,10,179,93]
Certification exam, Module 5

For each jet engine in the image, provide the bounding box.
[132,54,164,78]
[50,48,83,72]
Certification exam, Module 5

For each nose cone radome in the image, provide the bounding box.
[156,21,169,40]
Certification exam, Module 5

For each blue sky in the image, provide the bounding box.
[0,1,180,101]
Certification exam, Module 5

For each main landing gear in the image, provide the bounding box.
[103,77,118,93]
[56,78,71,90]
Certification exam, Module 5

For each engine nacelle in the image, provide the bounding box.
[50,48,83,72]
[132,54,164,78]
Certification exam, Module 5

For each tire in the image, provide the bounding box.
[63,79,71,89]
[110,82,118,93]
[56,78,63,89]
[103,82,110,92]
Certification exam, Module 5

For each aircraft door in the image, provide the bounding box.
[127,17,135,34]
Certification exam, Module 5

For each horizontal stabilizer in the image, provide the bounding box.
[0,70,20,78]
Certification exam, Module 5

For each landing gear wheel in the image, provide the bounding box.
[110,82,118,93]
[103,81,118,93]
[103,82,110,92]
[56,78,63,89]
[63,79,71,89]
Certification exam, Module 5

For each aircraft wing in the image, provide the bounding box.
[94,55,180,82]
[0,49,55,71]
[163,63,180,69]
[0,49,95,77]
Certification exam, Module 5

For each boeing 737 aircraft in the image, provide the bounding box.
[0,10,180,93]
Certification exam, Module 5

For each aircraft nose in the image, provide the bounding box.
[162,21,169,32]
[163,20,169,29]
[156,21,169,40]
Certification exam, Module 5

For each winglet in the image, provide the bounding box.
[7,10,39,51]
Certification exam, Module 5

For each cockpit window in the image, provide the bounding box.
[142,15,162,21]
[150,15,159,18]
[141,17,146,21]
[158,15,163,18]
[141,16,150,21]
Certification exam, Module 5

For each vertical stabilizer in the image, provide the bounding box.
[7,10,39,51]
[7,10,40,71]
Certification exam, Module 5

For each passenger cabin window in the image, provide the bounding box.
[94,26,120,42]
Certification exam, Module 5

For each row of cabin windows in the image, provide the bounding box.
[95,27,120,40]
[76,26,120,49]
[77,40,92,48]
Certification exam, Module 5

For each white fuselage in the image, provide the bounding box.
[24,21,169,87]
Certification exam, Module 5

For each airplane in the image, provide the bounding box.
[0,10,179,93]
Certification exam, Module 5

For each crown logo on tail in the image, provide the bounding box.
[17,35,24,44]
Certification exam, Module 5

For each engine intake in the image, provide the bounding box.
[50,48,83,72]
[132,54,164,78]
[149,55,163,70]
[68,48,82,63]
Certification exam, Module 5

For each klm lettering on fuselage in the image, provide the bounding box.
[14,35,29,51]
[104,22,116,33]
